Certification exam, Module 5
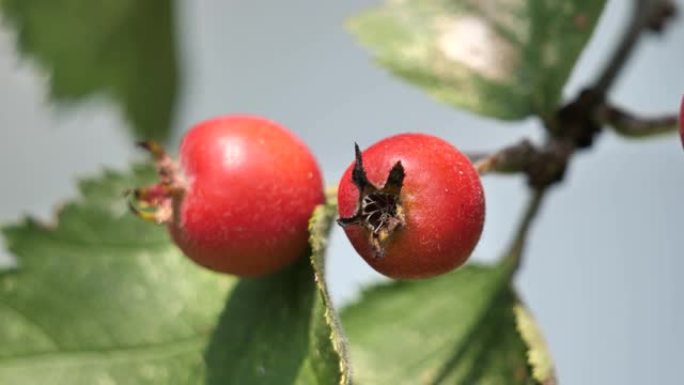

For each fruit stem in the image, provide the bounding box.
[471,140,536,176]
[471,139,571,189]
[504,187,548,274]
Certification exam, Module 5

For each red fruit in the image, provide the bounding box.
[131,115,324,276]
[337,133,484,279]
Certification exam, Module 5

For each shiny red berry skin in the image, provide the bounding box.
[170,115,324,276]
[337,133,485,279]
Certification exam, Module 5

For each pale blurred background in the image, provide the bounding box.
[1,1,683,384]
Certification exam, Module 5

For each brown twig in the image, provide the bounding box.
[472,140,536,175]
[479,0,678,273]
[592,0,669,98]
[547,1,677,148]
[600,104,678,137]
[471,138,572,190]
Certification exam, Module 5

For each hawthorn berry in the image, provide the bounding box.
[337,133,485,279]
[129,115,324,276]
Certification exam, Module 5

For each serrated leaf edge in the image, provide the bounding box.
[513,303,557,385]
[308,188,352,385]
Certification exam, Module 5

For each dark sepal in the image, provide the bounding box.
[337,144,407,259]
[382,161,404,195]
[339,143,375,227]
[351,142,373,194]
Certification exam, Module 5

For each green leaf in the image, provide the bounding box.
[340,262,556,385]
[0,0,178,141]
[348,0,606,121]
[0,165,233,384]
[205,194,351,385]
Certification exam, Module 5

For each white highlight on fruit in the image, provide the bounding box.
[436,15,517,82]
[220,137,246,168]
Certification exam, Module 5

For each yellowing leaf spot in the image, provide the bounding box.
[514,304,557,385]
[436,15,518,82]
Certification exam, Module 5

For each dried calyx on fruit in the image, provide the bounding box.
[337,144,405,257]
[127,141,184,225]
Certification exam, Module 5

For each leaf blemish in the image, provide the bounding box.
[435,15,518,82]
